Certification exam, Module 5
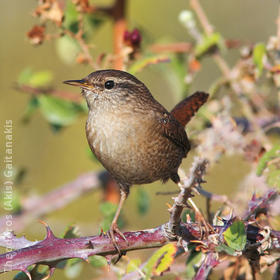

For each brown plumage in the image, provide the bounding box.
[64,69,208,252]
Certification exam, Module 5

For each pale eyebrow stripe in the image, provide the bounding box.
[95,77,140,88]
[119,78,140,86]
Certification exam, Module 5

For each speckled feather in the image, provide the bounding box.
[70,70,208,193]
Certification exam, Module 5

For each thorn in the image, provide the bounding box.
[49,267,56,278]
[166,202,172,209]
[39,220,56,240]
[113,251,126,264]
[99,228,105,236]
[105,255,112,266]
[22,269,32,280]
[41,266,56,280]
[38,219,48,227]
[192,188,200,196]
[190,240,206,245]
[86,240,95,249]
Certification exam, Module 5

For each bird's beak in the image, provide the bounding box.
[63,79,93,89]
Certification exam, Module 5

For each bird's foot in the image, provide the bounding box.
[108,223,128,258]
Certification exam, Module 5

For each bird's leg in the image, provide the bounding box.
[109,188,128,255]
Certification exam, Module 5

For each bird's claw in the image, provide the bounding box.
[108,223,128,258]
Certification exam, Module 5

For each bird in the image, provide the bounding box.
[64,69,208,252]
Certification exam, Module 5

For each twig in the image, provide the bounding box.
[190,0,271,150]
[14,83,83,103]
[63,28,97,69]
[0,171,110,232]
[166,158,208,239]
[149,40,244,54]
[190,0,213,35]
[197,187,234,208]
[150,42,193,53]
[243,190,278,221]
[276,3,280,104]
[277,4,280,49]
[111,0,127,70]
[273,261,280,280]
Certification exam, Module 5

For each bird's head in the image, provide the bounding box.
[64,69,151,110]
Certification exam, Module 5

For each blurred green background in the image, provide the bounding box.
[0,0,278,279]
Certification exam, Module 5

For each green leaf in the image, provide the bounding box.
[1,188,21,214]
[100,201,118,217]
[185,251,203,279]
[129,55,170,74]
[63,1,79,33]
[195,32,223,58]
[126,258,142,273]
[99,202,118,232]
[256,145,280,176]
[38,95,79,126]
[85,14,104,30]
[74,100,88,113]
[143,243,177,279]
[29,70,53,87]
[88,255,107,268]
[50,123,63,133]
[86,146,98,162]
[136,188,150,215]
[17,68,33,84]
[64,258,83,279]
[267,166,280,188]
[253,43,266,77]
[62,225,80,239]
[18,69,53,87]
[223,221,246,251]
[14,271,29,280]
[166,55,189,101]
[216,243,236,256]
[22,97,39,123]
[14,167,27,185]
[56,35,81,65]
[13,265,48,280]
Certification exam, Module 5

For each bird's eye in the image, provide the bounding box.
[104,80,115,90]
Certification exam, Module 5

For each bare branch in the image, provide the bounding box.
[166,158,208,239]
[0,171,110,232]
[190,0,271,150]
[14,83,83,103]
[112,0,127,70]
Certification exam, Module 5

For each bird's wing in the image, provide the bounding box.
[160,113,190,155]
[170,91,209,127]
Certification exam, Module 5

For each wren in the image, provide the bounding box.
[64,69,208,251]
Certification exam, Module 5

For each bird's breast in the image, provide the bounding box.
[86,109,184,185]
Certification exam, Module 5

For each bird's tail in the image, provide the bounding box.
[170,91,209,127]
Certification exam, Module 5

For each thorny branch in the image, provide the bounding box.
[0,204,279,279]
[0,157,279,279]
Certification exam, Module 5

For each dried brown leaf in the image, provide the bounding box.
[33,0,64,26]
[27,25,45,45]
[72,0,94,13]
